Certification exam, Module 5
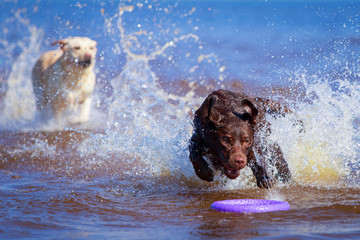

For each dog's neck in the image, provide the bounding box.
[56,57,94,89]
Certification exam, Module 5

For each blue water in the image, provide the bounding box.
[1,1,359,87]
[0,1,359,239]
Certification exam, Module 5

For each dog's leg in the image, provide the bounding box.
[78,97,92,124]
[63,92,83,125]
[253,138,291,185]
[254,97,293,183]
[189,133,214,182]
[32,83,44,111]
[247,150,273,188]
[268,143,291,182]
[50,91,68,122]
[32,62,48,116]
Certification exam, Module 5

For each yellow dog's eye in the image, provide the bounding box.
[74,46,81,50]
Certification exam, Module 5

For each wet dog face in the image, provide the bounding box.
[207,115,255,179]
[53,37,97,69]
[201,95,258,179]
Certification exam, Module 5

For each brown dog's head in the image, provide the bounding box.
[52,36,97,69]
[204,95,258,179]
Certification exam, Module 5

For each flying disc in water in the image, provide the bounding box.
[211,199,290,213]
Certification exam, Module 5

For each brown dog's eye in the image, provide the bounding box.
[242,138,251,145]
[220,136,232,145]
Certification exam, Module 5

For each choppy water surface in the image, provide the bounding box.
[0,1,359,239]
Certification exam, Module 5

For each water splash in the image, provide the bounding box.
[0,1,359,192]
[75,3,360,189]
[84,4,204,180]
[269,73,360,188]
[0,10,42,129]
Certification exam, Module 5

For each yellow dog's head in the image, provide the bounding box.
[53,36,97,69]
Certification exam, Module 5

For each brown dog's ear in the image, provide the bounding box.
[207,95,223,126]
[52,38,70,49]
[241,99,258,124]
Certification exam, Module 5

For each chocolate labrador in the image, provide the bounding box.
[189,89,292,188]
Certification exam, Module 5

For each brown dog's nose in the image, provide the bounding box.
[233,156,246,169]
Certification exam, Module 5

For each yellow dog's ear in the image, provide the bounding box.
[52,37,71,49]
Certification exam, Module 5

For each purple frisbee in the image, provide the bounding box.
[211,199,290,213]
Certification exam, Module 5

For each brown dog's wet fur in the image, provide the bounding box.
[189,89,291,188]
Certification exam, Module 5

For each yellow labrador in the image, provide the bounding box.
[32,36,97,125]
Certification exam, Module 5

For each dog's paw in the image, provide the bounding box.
[257,175,273,189]
[194,167,214,182]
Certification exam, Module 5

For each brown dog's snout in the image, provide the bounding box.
[231,155,247,169]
